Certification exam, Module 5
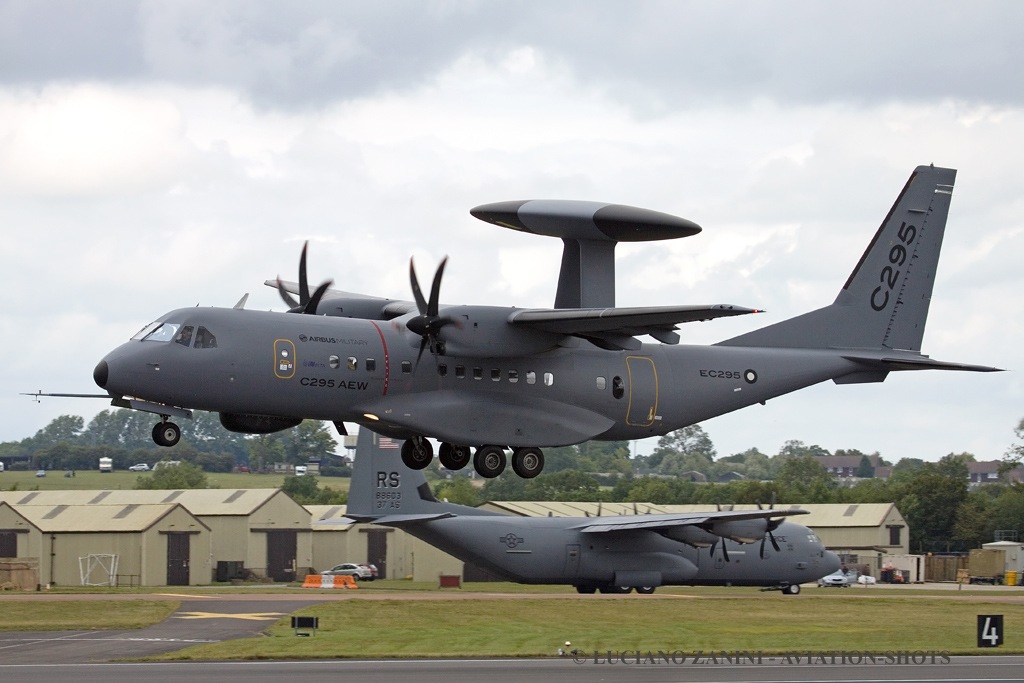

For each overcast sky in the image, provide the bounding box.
[2,1,1021,462]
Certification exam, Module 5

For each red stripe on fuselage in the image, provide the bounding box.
[369,321,389,396]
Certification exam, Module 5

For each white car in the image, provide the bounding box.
[817,569,855,587]
[857,574,877,585]
[128,463,150,472]
[321,563,376,580]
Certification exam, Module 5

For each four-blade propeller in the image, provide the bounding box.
[276,241,333,315]
[406,256,458,369]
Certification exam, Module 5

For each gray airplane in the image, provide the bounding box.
[63,165,998,479]
[341,427,841,594]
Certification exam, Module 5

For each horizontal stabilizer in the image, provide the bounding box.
[841,353,1003,373]
[572,508,807,534]
[339,513,456,525]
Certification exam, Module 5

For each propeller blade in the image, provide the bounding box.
[305,279,334,314]
[409,258,428,314]
[279,241,332,315]
[276,277,300,310]
[298,241,310,304]
[428,257,447,317]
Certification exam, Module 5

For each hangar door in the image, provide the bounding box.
[366,529,388,580]
[266,530,297,582]
[0,531,17,557]
[166,533,190,586]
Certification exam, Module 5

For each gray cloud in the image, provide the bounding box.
[3,1,1023,109]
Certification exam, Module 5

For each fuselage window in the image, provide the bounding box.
[175,326,194,347]
[347,357,358,371]
[612,376,624,399]
[491,368,501,381]
[366,358,376,372]
[473,367,482,380]
[135,322,179,342]
[455,365,465,379]
[438,363,448,377]
[195,327,217,349]
[329,355,341,369]
[526,371,536,385]
[401,360,412,374]
[508,369,519,384]
[544,372,554,387]
[596,376,606,390]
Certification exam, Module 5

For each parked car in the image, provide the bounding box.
[35,469,46,477]
[321,563,376,581]
[817,569,856,587]
[128,463,150,472]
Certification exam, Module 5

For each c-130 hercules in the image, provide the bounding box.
[77,165,998,478]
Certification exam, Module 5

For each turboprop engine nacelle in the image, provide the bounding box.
[704,518,771,544]
[398,305,564,359]
[662,526,721,548]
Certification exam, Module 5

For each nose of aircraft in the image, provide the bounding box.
[823,550,841,574]
[93,359,109,389]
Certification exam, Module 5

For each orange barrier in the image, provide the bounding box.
[302,574,358,589]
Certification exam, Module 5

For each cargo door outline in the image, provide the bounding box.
[625,356,658,426]
[274,339,296,379]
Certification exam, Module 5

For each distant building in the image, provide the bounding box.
[816,454,882,479]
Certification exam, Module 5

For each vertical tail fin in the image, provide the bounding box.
[720,165,956,351]
[346,430,488,520]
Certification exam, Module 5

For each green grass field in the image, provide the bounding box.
[0,600,178,631]
[0,469,350,492]
[156,592,1024,660]
[2,585,1022,659]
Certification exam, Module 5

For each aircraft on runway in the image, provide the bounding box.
[340,428,841,594]
[50,165,999,479]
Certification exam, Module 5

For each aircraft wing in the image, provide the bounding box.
[508,304,760,348]
[570,508,808,534]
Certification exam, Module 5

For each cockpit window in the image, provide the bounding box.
[132,322,180,343]
[195,326,218,349]
[175,326,194,347]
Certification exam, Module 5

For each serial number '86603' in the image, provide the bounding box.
[870,221,916,312]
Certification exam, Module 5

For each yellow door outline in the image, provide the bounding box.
[274,339,296,379]
[625,356,658,427]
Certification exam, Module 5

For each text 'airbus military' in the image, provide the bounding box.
[84,165,998,478]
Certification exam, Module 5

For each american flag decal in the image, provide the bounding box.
[377,436,400,449]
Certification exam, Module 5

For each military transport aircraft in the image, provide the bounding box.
[338,428,841,594]
[43,165,999,479]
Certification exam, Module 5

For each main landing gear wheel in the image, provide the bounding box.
[635,586,656,595]
[511,447,544,479]
[575,585,597,594]
[599,585,632,594]
[438,443,472,470]
[783,583,801,595]
[152,422,181,447]
[473,445,506,478]
[401,437,434,470]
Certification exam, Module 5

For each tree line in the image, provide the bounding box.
[4,411,1024,553]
